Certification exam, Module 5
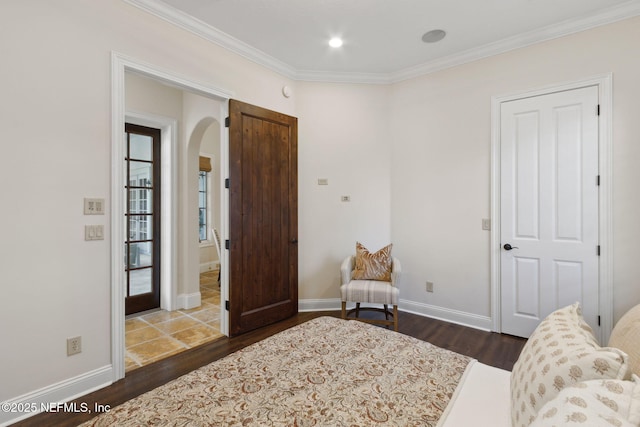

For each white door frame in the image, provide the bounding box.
[490,73,613,344]
[111,52,233,381]
[125,110,178,314]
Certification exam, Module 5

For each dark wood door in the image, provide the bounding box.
[228,99,298,336]
[124,123,161,315]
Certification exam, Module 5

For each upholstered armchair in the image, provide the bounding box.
[340,253,401,331]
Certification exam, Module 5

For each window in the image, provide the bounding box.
[198,155,212,243]
[124,123,161,314]
[199,170,208,242]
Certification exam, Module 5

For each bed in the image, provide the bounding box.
[80,304,640,426]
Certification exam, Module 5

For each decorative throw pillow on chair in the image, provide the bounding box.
[352,242,393,282]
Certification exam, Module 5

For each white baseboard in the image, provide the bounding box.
[199,261,220,273]
[177,292,201,310]
[298,298,492,332]
[0,365,113,427]
[399,299,492,331]
[298,298,342,311]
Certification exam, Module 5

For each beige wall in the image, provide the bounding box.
[296,82,392,301]
[390,16,640,323]
[181,92,223,298]
[126,72,184,119]
[0,0,294,405]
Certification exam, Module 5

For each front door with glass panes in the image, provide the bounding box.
[124,123,161,315]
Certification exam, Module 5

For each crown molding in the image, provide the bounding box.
[389,0,640,83]
[295,69,392,85]
[125,0,640,85]
[123,0,297,79]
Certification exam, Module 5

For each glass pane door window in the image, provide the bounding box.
[199,171,208,242]
[125,123,161,315]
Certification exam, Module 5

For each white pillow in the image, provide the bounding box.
[511,303,631,427]
[530,375,640,427]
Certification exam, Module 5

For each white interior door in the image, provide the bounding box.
[500,86,599,338]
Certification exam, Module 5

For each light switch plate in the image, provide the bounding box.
[482,219,491,230]
[85,225,104,241]
[84,198,105,215]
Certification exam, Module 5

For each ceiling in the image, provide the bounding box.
[130,0,640,82]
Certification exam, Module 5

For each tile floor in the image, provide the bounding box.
[124,270,224,372]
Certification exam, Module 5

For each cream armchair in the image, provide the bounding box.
[340,255,401,331]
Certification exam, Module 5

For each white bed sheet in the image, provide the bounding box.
[437,360,512,427]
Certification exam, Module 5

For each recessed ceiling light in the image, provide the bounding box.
[422,29,446,43]
[329,37,343,48]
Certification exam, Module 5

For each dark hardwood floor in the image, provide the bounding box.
[14,310,526,427]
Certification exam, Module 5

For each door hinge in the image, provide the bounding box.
[225,178,230,189]
[598,315,601,326]
[225,300,230,311]
[597,245,601,256]
[225,116,230,127]
[596,175,600,186]
[597,105,600,116]
[225,239,230,250]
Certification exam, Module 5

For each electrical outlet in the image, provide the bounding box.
[426,281,434,293]
[67,336,82,356]
[84,198,105,215]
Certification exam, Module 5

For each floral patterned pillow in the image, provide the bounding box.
[511,303,631,427]
[530,376,640,427]
[352,242,392,282]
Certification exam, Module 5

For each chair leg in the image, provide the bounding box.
[341,301,346,320]
[355,302,360,318]
[393,305,398,331]
[384,304,389,320]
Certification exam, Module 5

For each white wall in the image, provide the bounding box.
[126,72,184,119]
[181,92,222,282]
[180,92,219,300]
[0,0,294,410]
[296,82,392,302]
[390,16,640,324]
